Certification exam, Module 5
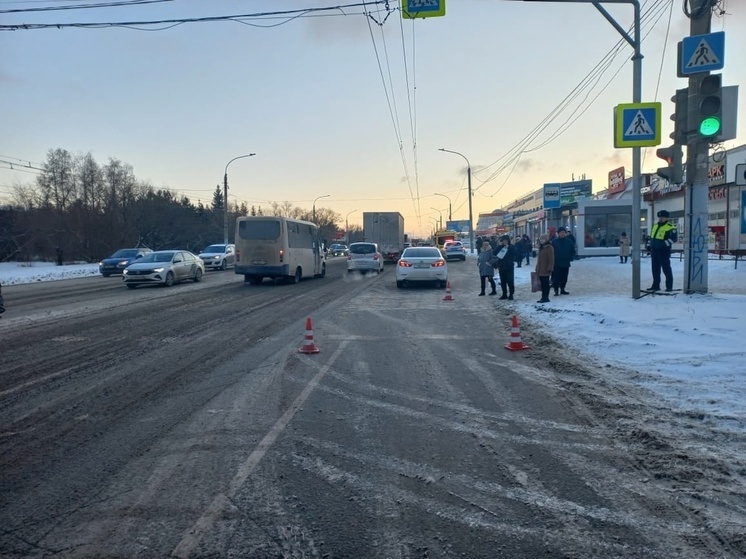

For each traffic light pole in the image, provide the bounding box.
[684,0,712,294]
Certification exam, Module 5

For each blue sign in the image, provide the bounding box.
[680,31,725,75]
[620,105,659,145]
[544,183,561,209]
[446,220,470,233]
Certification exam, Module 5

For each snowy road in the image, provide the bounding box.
[0,257,744,557]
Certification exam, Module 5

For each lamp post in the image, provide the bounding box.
[434,192,452,223]
[345,210,357,243]
[223,153,255,244]
[430,207,443,231]
[439,148,474,254]
[313,194,330,222]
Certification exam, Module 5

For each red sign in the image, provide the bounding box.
[608,166,626,195]
[708,186,727,201]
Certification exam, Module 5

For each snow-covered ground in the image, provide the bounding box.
[1,256,745,435]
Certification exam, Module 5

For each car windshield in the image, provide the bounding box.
[111,249,137,258]
[402,248,441,258]
[138,252,175,263]
[350,244,376,255]
[203,245,227,253]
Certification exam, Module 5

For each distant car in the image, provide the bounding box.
[198,243,235,271]
[347,242,384,274]
[396,246,448,288]
[442,240,467,261]
[99,248,153,276]
[122,250,204,288]
[328,243,348,257]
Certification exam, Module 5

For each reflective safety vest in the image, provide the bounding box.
[649,221,677,250]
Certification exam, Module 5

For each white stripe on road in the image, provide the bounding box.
[171,342,347,559]
[0,366,76,399]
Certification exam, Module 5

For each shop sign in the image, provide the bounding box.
[608,167,626,195]
[560,179,592,205]
[506,194,535,211]
[709,163,725,185]
[708,186,727,201]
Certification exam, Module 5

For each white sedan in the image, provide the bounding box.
[395,247,448,288]
[123,250,205,288]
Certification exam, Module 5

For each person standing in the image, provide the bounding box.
[618,232,630,263]
[535,235,554,303]
[494,235,518,300]
[550,227,575,296]
[477,244,497,296]
[648,210,678,291]
[518,234,532,268]
[475,236,484,255]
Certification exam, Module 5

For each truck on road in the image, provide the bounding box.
[363,212,405,263]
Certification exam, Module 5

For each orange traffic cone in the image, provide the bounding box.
[443,281,454,301]
[298,317,320,354]
[505,314,529,351]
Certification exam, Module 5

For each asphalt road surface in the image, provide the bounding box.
[0,258,742,558]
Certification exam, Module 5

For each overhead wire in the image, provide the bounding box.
[471,0,672,200]
[398,6,420,225]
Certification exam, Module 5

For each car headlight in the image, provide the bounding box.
[118,260,129,266]
[123,269,129,275]
[98,261,103,266]
[153,267,165,273]
[212,256,220,260]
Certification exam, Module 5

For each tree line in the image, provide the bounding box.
[0,148,362,263]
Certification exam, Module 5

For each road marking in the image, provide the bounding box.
[171,342,347,559]
[0,366,76,399]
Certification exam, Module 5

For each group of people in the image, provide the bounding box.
[476,227,576,303]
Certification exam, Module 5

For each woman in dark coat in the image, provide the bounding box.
[477,245,497,296]
[494,235,519,300]
[535,235,554,303]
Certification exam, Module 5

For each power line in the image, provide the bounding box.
[0,0,174,15]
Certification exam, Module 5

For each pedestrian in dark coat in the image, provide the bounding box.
[488,236,499,253]
[477,245,497,296]
[648,210,678,291]
[550,227,575,296]
[475,236,484,254]
[494,235,518,300]
[517,234,532,267]
[535,235,554,303]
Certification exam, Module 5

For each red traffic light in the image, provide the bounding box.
[656,147,674,164]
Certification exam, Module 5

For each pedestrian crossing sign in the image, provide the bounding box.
[679,31,725,76]
[614,102,661,148]
[402,0,445,19]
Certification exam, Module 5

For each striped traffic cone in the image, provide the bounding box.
[443,281,454,301]
[298,317,320,354]
[505,314,529,351]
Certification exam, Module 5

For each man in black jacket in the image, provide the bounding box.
[494,235,519,300]
[551,227,575,295]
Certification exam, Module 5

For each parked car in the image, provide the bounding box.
[396,246,448,288]
[198,243,235,271]
[347,242,384,274]
[98,248,153,276]
[442,240,467,261]
[328,243,349,257]
[122,250,204,288]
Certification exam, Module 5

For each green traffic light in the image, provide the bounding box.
[699,116,721,137]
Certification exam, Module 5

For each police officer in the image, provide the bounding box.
[648,210,678,291]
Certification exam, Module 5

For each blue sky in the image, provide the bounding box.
[1,0,744,237]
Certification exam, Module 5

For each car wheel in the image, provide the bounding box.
[126,283,137,289]
[396,280,404,288]
[461,256,466,261]
[220,259,227,271]
[248,276,263,285]
[102,273,110,277]
[193,268,203,283]
[293,267,302,284]
[439,281,447,288]
[164,272,175,287]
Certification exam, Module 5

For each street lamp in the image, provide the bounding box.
[430,207,443,231]
[345,210,357,243]
[223,153,255,244]
[439,148,474,254]
[313,194,330,222]
[434,192,452,222]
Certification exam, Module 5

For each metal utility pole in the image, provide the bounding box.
[684,0,712,294]
[223,153,255,244]
[439,148,475,254]
[519,0,642,297]
[312,194,330,223]
[434,193,452,222]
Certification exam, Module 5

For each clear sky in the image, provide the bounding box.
[1,0,744,237]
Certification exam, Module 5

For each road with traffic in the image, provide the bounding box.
[0,257,740,558]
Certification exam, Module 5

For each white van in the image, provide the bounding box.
[234,216,326,285]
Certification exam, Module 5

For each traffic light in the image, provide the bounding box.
[656,145,684,184]
[670,88,688,145]
[697,73,722,140]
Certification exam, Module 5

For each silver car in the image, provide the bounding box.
[123,250,205,288]
[198,243,235,271]
[347,242,384,274]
